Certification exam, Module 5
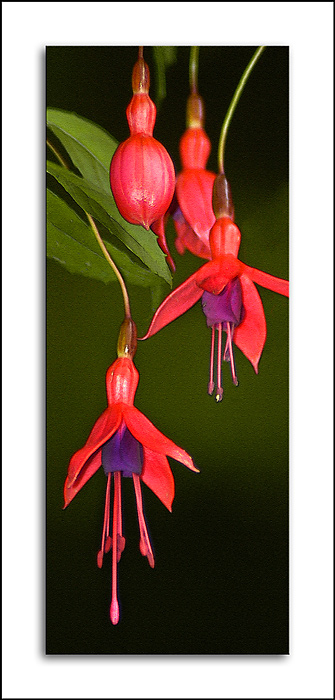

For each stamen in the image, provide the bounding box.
[97,473,112,568]
[215,323,223,402]
[208,325,215,395]
[110,471,122,625]
[116,485,125,563]
[133,474,155,568]
[226,322,239,386]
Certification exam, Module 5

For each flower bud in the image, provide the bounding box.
[110,55,175,231]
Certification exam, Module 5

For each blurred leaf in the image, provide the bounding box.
[47,159,172,286]
[47,189,168,293]
[152,46,177,109]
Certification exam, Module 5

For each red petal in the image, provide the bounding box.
[64,406,122,492]
[233,274,267,373]
[139,270,203,339]
[244,264,289,297]
[64,449,102,508]
[141,448,175,511]
[123,406,199,472]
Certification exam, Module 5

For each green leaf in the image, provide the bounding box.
[47,109,117,195]
[152,46,177,109]
[47,160,172,286]
[47,189,168,293]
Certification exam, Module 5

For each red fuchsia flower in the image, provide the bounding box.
[171,93,217,260]
[110,52,176,269]
[141,175,289,401]
[63,318,198,624]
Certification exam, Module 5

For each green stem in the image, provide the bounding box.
[189,46,199,93]
[217,46,266,174]
[46,139,131,318]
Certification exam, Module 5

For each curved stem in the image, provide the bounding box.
[88,216,131,318]
[189,46,199,94]
[217,46,266,174]
[46,139,131,318]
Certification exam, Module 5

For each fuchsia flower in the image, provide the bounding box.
[141,215,289,401]
[172,93,216,260]
[64,319,198,624]
[110,53,175,268]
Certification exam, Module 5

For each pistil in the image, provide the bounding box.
[110,471,122,625]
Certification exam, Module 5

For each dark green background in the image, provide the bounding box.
[46,46,289,655]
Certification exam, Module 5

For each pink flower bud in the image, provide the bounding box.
[110,57,175,231]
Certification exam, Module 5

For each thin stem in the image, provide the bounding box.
[46,139,131,318]
[189,46,199,94]
[88,216,131,318]
[138,46,143,60]
[217,46,266,174]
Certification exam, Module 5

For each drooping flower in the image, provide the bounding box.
[110,52,175,267]
[172,93,217,260]
[63,318,198,624]
[141,201,289,401]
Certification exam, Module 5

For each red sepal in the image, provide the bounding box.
[141,448,175,511]
[64,405,122,503]
[244,264,290,297]
[123,405,198,472]
[139,270,203,339]
[233,274,267,373]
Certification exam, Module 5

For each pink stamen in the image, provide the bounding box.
[97,472,112,568]
[110,471,122,625]
[215,323,223,402]
[208,325,215,395]
[133,474,155,568]
[226,322,238,386]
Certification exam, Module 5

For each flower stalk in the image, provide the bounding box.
[217,46,266,174]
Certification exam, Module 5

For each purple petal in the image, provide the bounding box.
[102,423,144,478]
[201,277,244,328]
